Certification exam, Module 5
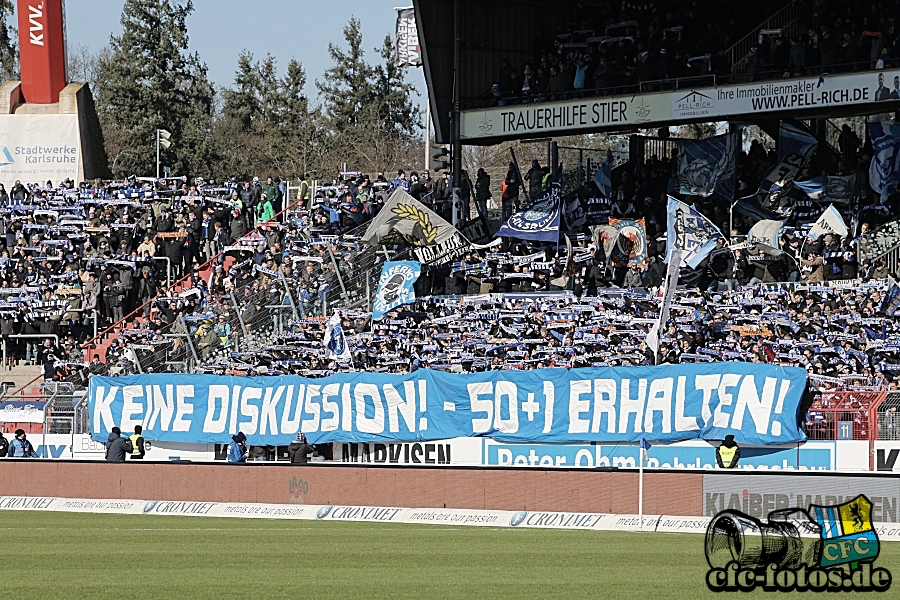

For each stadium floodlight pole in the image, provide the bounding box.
[450,0,462,227]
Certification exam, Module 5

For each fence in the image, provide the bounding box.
[806,390,887,470]
[877,391,900,441]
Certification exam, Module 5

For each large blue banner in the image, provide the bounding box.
[88,363,808,447]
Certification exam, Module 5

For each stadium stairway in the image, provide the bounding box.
[81,196,310,364]
[82,256,222,363]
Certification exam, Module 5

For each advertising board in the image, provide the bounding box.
[702,473,900,523]
[0,114,80,183]
[460,92,669,140]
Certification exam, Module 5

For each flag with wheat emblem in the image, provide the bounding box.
[362,188,459,248]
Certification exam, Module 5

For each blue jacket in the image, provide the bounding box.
[227,440,247,462]
[8,438,36,458]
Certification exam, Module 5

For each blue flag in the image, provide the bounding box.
[639,437,651,463]
[676,131,739,199]
[495,172,562,243]
[793,175,855,204]
[594,149,612,199]
[372,261,420,321]
[778,121,818,162]
[881,283,900,317]
[666,196,724,269]
[869,121,900,202]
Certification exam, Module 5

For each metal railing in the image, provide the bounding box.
[728,0,799,77]
[80,192,315,363]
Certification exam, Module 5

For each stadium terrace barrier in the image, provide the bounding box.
[0,460,900,539]
[2,462,900,528]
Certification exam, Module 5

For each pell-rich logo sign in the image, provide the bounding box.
[705,494,891,592]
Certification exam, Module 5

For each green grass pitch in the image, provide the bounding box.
[1,511,897,599]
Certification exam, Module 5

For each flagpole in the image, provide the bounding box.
[638,449,644,531]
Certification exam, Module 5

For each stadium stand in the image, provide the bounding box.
[0,126,881,395]
[472,0,900,107]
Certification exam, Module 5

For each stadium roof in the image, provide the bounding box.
[415,0,575,145]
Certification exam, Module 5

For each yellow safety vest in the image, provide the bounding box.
[129,433,143,455]
[718,445,738,468]
[297,180,310,201]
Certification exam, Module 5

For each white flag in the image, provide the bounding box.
[646,248,681,355]
[747,219,785,249]
[807,204,849,240]
[323,314,352,361]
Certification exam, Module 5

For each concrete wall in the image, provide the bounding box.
[0,461,703,514]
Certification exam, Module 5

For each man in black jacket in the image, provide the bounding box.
[288,433,313,464]
[106,427,133,462]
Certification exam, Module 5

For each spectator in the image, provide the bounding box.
[105,426,133,462]
[501,162,521,219]
[288,433,313,464]
[256,194,274,223]
[227,432,248,462]
[7,429,36,458]
[474,168,492,217]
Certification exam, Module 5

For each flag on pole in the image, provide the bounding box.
[747,219,785,249]
[323,313,352,361]
[372,261,421,320]
[495,172,562,243]
[778,121,818,162]
[595,149,613,199]
[665,196,724,269]
[640,437,651,463]
[869,121,900,202]
[806,204,849,240]
[676,131,739,199]
[645,248,681,354]
[394,7,422,67]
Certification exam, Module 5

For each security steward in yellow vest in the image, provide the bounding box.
[129,425,146,460]
[297,176,310,205]
[716,434,740,468]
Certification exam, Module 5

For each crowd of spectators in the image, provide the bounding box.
[479,0,900,107]
[8,109,900,399]
[0,173,308,377]
[79,140,900,394]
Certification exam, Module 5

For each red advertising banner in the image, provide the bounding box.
[18,0,67,104]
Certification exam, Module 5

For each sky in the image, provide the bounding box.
[58,0,427,105]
